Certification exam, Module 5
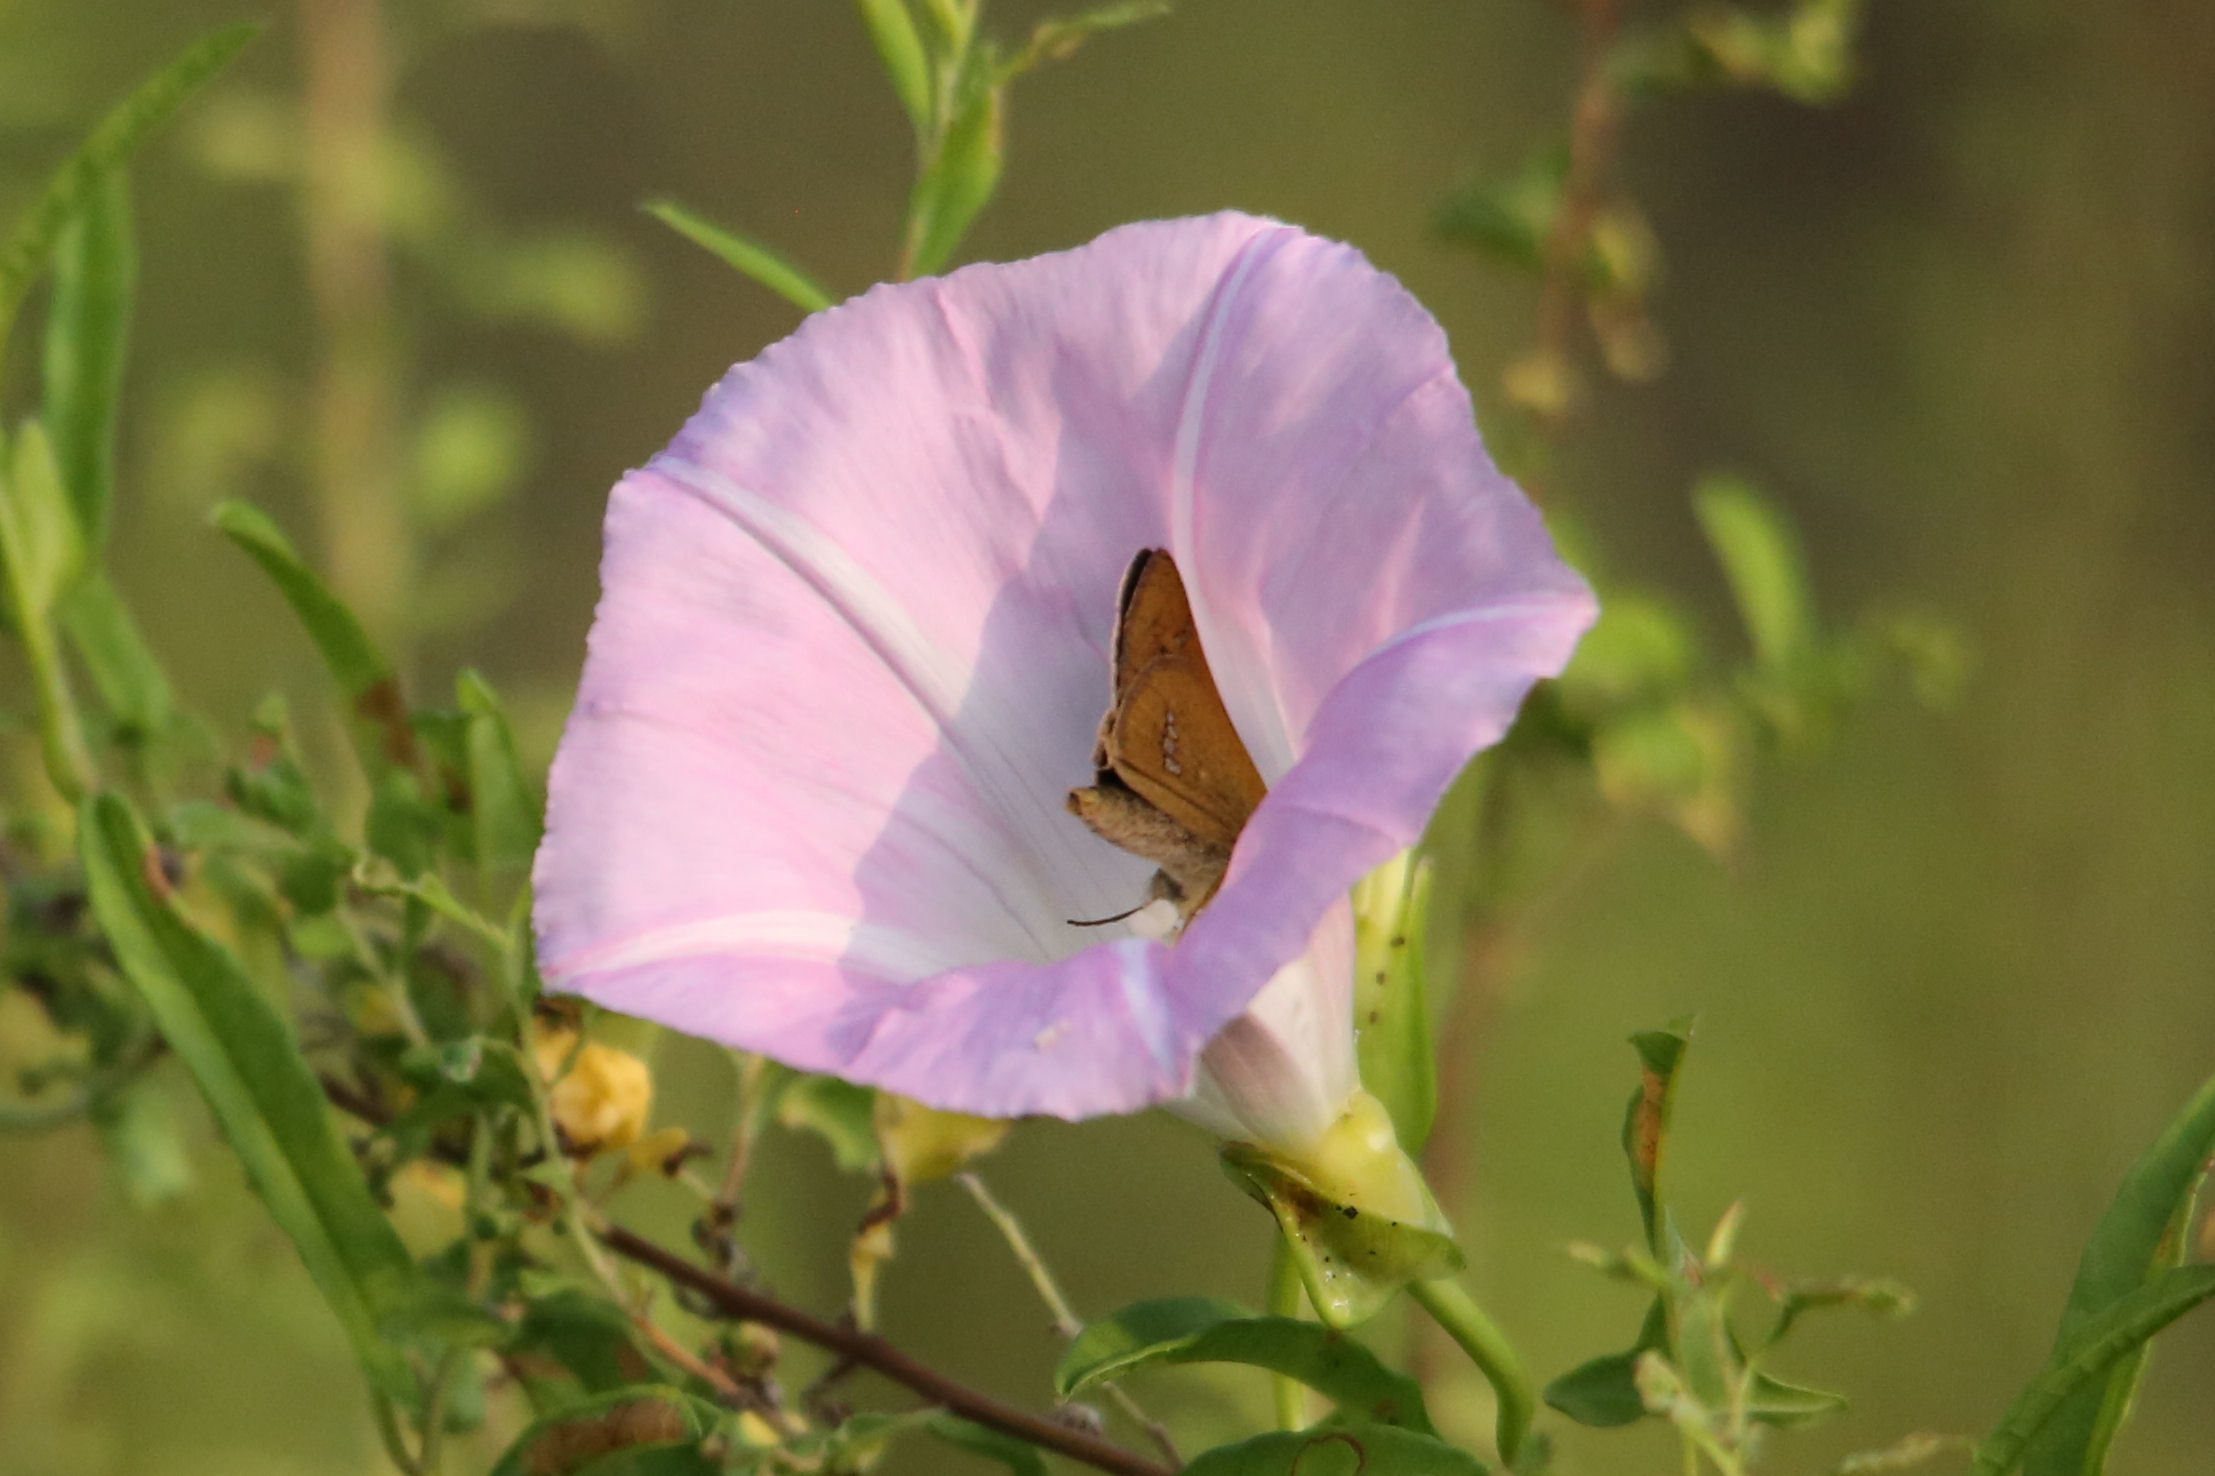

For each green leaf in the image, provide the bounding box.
[1692,475,1814,669]
[1553,591,1699,718]
[1351,851,1438,1152]
[210,500,418,776]
[903,49,1003,278]
[1,419,87,620]
[642,200,833,314]
[457,670,541,875]
[1182,1424,1488,1476]
[1746,1370,1849,1427]
[922,1413,1049,1476]
[2020,1071,2215,1476]
[1542,1349,1647,1428]
[60,572,178,744]
[1544,1291,1669,1428]
[512,1287,656,1402]
[776,1072,880,1173]
[1057,1298,1434,1433]
[1433,144,1567,275]
[1,421,96,796]
[854,0,934,137]
[1622,1019,1694,1254]
[0,23,259,358]
[1974,1265,2215,1476]
[1004,3,1173,76]
[489,1386,724,1476]
[41,167,134,542]
[92,1075,194,1207]
[77,791,417,1399]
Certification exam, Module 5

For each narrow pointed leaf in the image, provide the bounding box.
[41,167,135,541]
[1058,1298,1434,1433]
[903,57,1002,278]
[1746,1370,1849,1427]
[1623,1019,1694,1253]
[1,419,87,620]
[642,200,832,313]
[78,791,416,1399]
[1006,3,1173,76]
[61,571,177,741]
[854,0,933,136]
[1692,475,1813,668]
[458,669,541,873]
[2021,1071,2215,1476]
[0,22,259,355]
[1182,1424,1488,1476]
[1974,1265,2215,1476]
[210,500,418,775]
[1,423,96,794]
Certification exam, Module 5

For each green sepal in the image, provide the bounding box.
[1221,1093,1461,1329]
[1351,851,1438,1152]
[1058,1297,1435,1433]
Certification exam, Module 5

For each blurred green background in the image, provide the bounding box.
[3,2,2211,1472]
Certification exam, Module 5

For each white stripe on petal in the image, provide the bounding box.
[1170,228,1299,780]
[557,911,968,985]
[651,455,1090,953]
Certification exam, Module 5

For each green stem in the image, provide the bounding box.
[1266,1237,1308,1432]
[1408,1276,1533,1467]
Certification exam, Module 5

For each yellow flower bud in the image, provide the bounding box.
[534,1025,654,1154]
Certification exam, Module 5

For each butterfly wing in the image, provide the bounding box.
[1101,550,1268,847]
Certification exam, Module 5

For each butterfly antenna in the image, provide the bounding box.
[1067,903,1145,928]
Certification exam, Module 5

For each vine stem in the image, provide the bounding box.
[595,1222,1176,1476]
[957,1172,1182,1467]
[1408,1276,1533,1467]
[1265,1237,1308,1431]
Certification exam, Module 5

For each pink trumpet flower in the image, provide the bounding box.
[533,213,1595,1142]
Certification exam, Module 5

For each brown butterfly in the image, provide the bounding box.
[1066,549,1267,929]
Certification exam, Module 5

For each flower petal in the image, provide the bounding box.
[534,212,1594,1121]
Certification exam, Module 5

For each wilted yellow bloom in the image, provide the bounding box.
[873,1093,1009,1185]
[534,1025,653,1154]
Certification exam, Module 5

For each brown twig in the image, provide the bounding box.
[319,1077,1172,1476]
[597,1224,1176,1476]
[1528,0,1631,438]
[299,0,410,650]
